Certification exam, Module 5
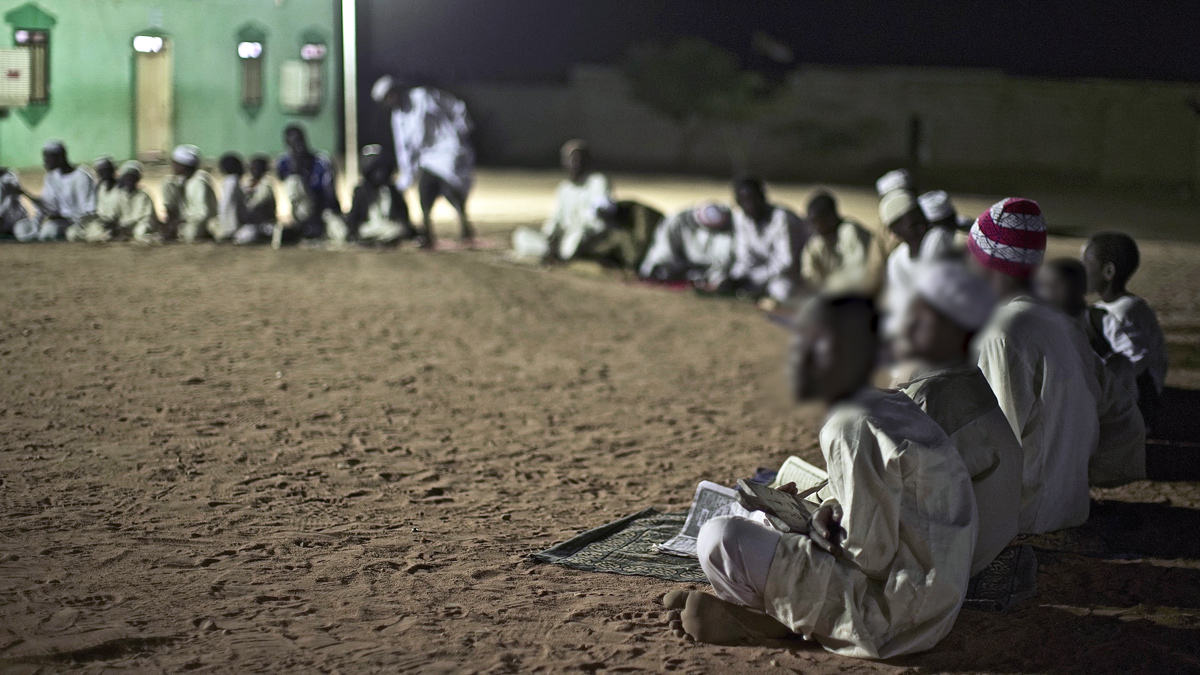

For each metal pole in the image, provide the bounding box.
[341,0,358,189]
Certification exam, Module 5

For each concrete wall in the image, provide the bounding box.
[458,65,1200,194]
[0,0,339,169]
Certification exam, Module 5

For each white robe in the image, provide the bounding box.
[761,389,977,659]
[390,86,475,194]
[800,220,886,296]
[883,226,957,337]
[1094,294,1168,394]
[730,205,798,301]
[638,208,734,285]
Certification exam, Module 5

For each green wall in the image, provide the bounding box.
[0,0,339,169]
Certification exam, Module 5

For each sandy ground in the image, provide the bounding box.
[2,175,1200,673]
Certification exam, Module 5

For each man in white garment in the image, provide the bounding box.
[969,198,1145,534]
[875,168,914,197]
[16,140,97,242]
[511,139,615,263]
[663,295,977,659]
[729,176,807,303]
[638,202,734,289]
[880,190,957,338]
[372,75,475,247]
[0,167,29,238]
[162,145,221,243]
[65,156,122,243]
[800,191,885,295]
[897,260,1022,576]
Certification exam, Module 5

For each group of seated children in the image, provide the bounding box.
[657,179,1175,659]
[0,126,421,249]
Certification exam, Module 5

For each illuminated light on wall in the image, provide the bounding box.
[300,43,326,61]
[237,41,263,59]
[133,35,164,53]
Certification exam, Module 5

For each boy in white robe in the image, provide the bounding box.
[345,147,413,246]
[880,190,956,338]
[65,156,123,243]
[800,191,885,296]
[968,198,1144,534]
[729,176,807,302]
[233,155,277,245]
[162,145,222,243]
[111,162,160,244]
[18,140,97,242]
[217,153,246,242]
[664,296,977,659]
[638,202,734,288]
[897,260,1022,575]
[0,167,29,238]
[511,140,615,262]
[372,75,475,246]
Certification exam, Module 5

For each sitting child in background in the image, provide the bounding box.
[65,156,120,243]
[638,202,734,289]
[1082,232,1168,429]
[218,153,246,243]
[112,161,161,244]
[664,296,977,659]
[0,166,29,238]
[234,155,278,245]
[344,146,414,246]
[729,176,807,303]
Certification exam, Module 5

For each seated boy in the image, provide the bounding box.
[638,202,734,289]
[234,155,278,245]
[897,260,1022,575]
[664,295,977,659]
[880,189,956,338]
[65,156,120,243]
[800,191,885,296]
[20,140,97,242]
[163,145,222,243]
[218,153,247,242]
[0,166,29,238]
[1082,232,1168,428]
[729,176,807,302]
[511,139,615,263]
[345,147,414,246]
[112,161,161,244]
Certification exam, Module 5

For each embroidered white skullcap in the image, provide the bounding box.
[42,139,65,153]
[918,190,957,222]
[119,160,144,176]
[692,201,731,229]
[879,190,919,228]
[875,169,912,197]
[914,259,997,332]
[371,75,396,103]
[171,144,200,167]
[560,138,589,163]
[93,155,114,169]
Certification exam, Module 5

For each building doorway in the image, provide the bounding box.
[134,35,173,161]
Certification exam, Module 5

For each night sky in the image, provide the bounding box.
[357,0,1200,85]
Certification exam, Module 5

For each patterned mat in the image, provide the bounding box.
[534,510,1038,612]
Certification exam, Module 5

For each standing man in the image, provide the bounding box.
[371,75,475,247]
[16,140,96,242]
[162,144,221,243]
[277,124,340,241]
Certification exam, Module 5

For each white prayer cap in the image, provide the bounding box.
[42,139,65,153]
[171,144,201,167]
[918,190,957,222]
[914,259,996,332]
[875,169,912,197]
[692,201,731,229]
[879,189,919,228]
[93,155,114,169]
[371,75,396,103]
[560,138,589,163]
[119,160,144,176]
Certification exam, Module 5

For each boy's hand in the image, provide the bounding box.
[809,502,845,556]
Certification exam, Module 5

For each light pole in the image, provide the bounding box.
[342,0,358,189]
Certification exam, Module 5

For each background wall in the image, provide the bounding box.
[0,0,339,169]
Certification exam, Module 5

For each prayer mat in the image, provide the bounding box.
[963,545,1038,613]
[532,509,707,584]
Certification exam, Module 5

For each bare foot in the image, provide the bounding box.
[660,591,792,645]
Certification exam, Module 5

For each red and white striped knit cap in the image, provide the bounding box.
[967,197,1047,278]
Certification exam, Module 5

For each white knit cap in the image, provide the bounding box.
[371,75,396,103]
[914,259,997,332]
[879,190,919,228]
[918,190,957,222]
[171,144,200,167]
[119,160,144,176]
[875,169,912,197]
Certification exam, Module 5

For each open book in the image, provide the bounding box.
[655,456,829,559]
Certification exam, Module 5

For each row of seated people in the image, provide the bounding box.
[0,127,413,248]
[654,190,1184,658]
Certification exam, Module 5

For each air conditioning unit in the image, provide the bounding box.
[0,49,32,107]
[280,59,321,114]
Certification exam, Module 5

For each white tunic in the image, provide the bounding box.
[638,208,734,285]
[976,296,1113,533]
[1094,295,1168,394]
[762,389,976,659]
[390,87,475,194]
[40,167,96,223]
[883,226,957,337]
[730,205,799,301]
[0,171,29,227]
[541,173,613,260]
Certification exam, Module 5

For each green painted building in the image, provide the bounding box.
[0,0,340,169]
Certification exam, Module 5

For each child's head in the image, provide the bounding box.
[94,156,115,184]
[1083,232,1139,295]
[248,154,270,180]
[219,152,245,177]
[1037,257,1088,316]
[901,260,995,365]
[789,295,878,404]
[360,146,393,187]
